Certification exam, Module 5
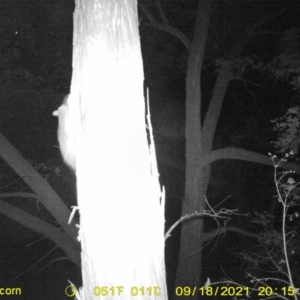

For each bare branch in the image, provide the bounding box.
[245,9,288,37]
[0,192,40,200]
[227,9,287,60]
[254,30,283,37]
[200,147,300,174]
[154,0,169,25]
[165,197,237,240]
[0,133,78,241]
[202,225,260,243]
[139,3,191,50]
[0,200,80,267]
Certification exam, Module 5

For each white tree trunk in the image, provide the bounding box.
[68,1,167,299]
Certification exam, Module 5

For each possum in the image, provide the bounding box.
[53,94,77,171]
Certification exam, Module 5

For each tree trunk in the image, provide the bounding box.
[69,0,167,299]
[174,0,211,296]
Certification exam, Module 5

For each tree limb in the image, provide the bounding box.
[139,3,191,50]
[0,133,78,241]
[0,200,80,267]
[154,0,169,25]
[203,225,260,243]
[227,9,287,60]
[200,147,300,174]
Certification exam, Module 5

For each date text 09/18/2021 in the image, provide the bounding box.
[175,286,300,297]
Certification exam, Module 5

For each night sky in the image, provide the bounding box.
[0,1,300,299]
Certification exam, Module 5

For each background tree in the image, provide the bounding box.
[139,0,300,295]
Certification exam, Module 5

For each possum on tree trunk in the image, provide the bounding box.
[53,94,77,171]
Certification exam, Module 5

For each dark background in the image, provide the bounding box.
[0,1,299,299]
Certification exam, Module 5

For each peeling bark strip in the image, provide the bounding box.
[70,1,167,299]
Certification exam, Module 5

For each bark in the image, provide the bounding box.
[71,1,167,299]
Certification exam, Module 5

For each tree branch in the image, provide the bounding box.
[245,9,288,37]
[227,9,287,60]
[202,225,260,243]
[200,147,300,174]
[154,0,169,25]
[0,133,78,241]
[0,200,80,267]
[139,3,191,50]
[0,192,40,200]
[202,9,288,153]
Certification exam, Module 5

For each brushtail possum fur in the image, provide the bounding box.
[53,94,77,171]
